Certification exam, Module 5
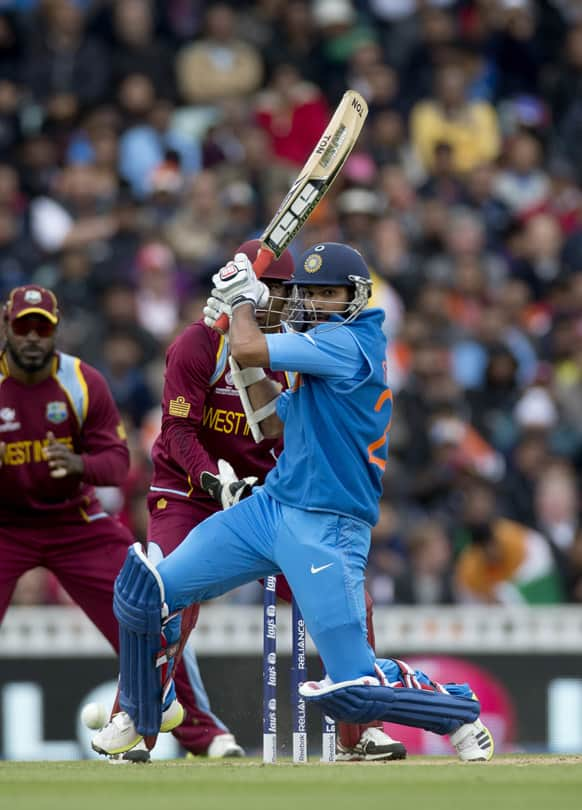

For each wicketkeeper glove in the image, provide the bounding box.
[211,253,269,311]
[200,458,258,510]
[203,295,231,330]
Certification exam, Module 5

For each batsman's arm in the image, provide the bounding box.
[264,328,364,381]
[229,302,270,368]
[229,304,283,439]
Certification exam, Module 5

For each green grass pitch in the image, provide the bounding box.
[2,756,582,810]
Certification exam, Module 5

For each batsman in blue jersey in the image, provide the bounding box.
[93,243,493,762]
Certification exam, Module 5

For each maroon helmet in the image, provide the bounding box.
[236,239,295,281]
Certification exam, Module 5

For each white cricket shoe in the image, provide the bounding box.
[450,718,494,762]
[159,700,185,733]
[207,733,245,758]
[92,700,184,756]
[336,727,407,761]
[185,733,245,760]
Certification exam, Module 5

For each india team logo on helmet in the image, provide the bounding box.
[304,253,323,274]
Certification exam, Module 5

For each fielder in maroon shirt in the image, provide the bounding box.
[0,284,133,651]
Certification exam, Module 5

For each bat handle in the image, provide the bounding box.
[252,246,276,277]
[213,246,276,334]
[213,312,230,335]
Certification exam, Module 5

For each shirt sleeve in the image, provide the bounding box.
[159,323,220,483]
[78,363,130,486]
[265,328,363,380]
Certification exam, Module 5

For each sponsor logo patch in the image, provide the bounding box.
[219,262,239,281]
[310,562,334,575]
[169,395,191,417]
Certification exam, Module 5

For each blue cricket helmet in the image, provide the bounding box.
[291,242,371,286]
[286,242,372,326]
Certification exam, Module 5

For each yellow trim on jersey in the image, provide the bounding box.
[79,506,108,522]
[216,334,225,361]
[186,474,194,497]
[209,335,228,386]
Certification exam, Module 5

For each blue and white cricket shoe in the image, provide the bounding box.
[449,718,494,761]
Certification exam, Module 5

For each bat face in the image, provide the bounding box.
[318,125,348,168]
[211,90,368,334]
[265,178,324,255]
[262,91,368,258]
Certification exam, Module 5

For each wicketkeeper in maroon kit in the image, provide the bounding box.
[0,285,133,652]
[133,239,405,763]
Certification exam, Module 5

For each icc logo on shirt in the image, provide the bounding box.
[0,408,16,423]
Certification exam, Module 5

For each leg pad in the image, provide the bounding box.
[114,543,168,736]
[303,683,480,735]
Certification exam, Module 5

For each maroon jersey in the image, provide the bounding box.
[0,351,129,523]
[151,320,288,510]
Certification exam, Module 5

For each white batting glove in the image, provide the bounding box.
[212,253,269,311]
[203,295,231,330]
[200,458,258,510]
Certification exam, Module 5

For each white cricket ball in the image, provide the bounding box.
[81,702,108,730]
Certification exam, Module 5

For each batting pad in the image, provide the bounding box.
[302,683,480,735]
[114,543,169,736]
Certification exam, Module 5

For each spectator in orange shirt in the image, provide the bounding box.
[454,476,564,605]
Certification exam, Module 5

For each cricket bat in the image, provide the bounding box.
[213,89,368,333]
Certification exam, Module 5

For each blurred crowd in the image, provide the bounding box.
[4,0,582,609]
